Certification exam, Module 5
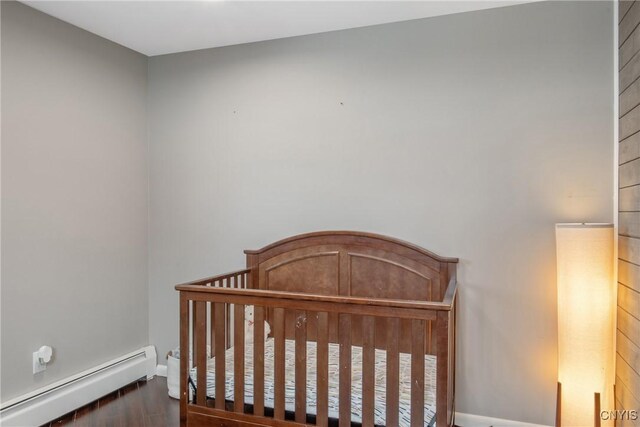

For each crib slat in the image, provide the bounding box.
[225,279,232,350]
[361,316,375,427]
[253,305,265,416]
[189,301,194,378]
[295,310,307,423]
[386,318,400,426]
[214,302,226,409]
[411,319,425,426]
[316,312,329,427]
[195,301,207,406]
[274,308,286,420]
[234,304,245,412]
[225,299,231,349]
[339,313,351,427]
[209,301,215,359]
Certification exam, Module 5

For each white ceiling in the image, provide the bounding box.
[22,1,530,57]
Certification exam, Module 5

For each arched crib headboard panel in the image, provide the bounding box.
[244,231,458,303]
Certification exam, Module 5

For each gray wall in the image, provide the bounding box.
[148,2,613,424]
[1,1,148,400]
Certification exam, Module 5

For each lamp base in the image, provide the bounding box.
[555,382,602,427]
[556,382,561,427]
[595,392,601,427]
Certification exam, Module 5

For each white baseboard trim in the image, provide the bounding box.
[156,364,167,377]
[455,412,552,427]
[0,346,156,427]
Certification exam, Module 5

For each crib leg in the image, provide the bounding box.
[435,311,450,427]
[180,294,189,424]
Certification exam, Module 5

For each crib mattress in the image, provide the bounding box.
[190,338,437,426]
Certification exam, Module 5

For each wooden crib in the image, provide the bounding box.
[175,231,458,427]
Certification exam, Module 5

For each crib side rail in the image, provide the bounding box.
[176,285,455,314]
[176,284,456,427]
[178,268,252,288]
[178,269,251,353]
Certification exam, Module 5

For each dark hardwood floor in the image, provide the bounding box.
[43,377,179,427]
[42,377,460,427]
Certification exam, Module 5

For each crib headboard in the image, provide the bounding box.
[245,231,457,353]
[244,231,457,303]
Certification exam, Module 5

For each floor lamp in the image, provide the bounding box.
[555,223,615,427]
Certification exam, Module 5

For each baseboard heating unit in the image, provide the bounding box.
[0,346,156,427]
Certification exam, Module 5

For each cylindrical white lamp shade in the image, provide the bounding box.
[556,223,614,426]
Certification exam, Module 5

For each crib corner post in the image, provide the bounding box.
[179,292,189,425]
[436,310,452,426]
[245,253,259,289]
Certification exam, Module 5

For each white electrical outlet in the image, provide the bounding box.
[33,352,46,374]
[32,346,53,374]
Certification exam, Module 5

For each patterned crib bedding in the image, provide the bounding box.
[190,338,437,426]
